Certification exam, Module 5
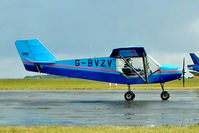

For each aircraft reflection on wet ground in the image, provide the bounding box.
[0,90,199,126]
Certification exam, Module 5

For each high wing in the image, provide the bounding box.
[110,46,147,58]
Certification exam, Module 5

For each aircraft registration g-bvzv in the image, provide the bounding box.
[15,39,183,102]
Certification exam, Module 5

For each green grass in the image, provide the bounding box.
[0,125,199,133]
[0,78,199,90]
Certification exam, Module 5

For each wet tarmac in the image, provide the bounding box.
[0,90,199,126]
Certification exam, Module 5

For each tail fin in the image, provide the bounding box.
[190,53,199,65]
[15,39,57,72]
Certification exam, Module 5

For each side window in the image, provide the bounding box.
[116,56,160,77]
[116,57,145,77]
[116,58,125,73]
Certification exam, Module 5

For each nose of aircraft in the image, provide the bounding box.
[160,64,182,82]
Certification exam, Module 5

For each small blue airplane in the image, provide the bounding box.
[187,53,199,76]
[15,39,184,101]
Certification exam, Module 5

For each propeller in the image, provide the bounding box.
[182,57,185,87]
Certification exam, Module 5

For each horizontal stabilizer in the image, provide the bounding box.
[189,70,199,76]
[24,58,55,64]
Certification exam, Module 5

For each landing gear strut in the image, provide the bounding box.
[160,83,170,100]
[124,84,135,102]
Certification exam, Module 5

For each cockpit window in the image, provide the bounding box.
[116,55,160,77]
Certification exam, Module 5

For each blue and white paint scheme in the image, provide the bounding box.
[15,39,182,101]
[187,53,199,76]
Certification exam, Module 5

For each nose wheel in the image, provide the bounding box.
[160,83,170,100]
[124,84,135,102]
[124,91,135,101]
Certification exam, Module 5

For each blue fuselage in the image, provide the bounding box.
[22,57,182,84]
[187,64,199,72]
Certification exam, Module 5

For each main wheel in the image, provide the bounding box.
[124,91,135,101]
[161,91,170,100]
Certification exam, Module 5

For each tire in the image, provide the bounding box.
[124,91,135,101]
[161,91,170,100]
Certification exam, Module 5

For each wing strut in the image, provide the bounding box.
[118,54,147,83]
[142,52,148,83]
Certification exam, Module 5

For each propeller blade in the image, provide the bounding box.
[183,57,185,87]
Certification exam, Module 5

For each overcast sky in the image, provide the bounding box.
[0,0,199,78]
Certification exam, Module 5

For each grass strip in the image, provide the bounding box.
[0,125,199,133]
[0,78,199,90]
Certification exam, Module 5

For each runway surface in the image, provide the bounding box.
[0,90,199,126]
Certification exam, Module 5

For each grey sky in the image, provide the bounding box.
[0,0,199,78]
